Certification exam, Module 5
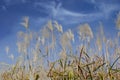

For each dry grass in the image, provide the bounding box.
[1,16,120,80]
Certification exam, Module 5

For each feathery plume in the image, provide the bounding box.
[116,12,120,30]
[96,35,102,51]
[37,37,45,45]
[54,21,63,33]
[60,30,74,49]
[59,49,67,60]
[118,31,120,37]
[66,29,74,42]
[18,31,24,38]
[41,27,50,39]
[21,16,29,29]
[78,23,93,41]
[5,46,9,54]
[41,37,45,45]
[8,54,14,60]
[47,21,53,31]
[99,23,106,43]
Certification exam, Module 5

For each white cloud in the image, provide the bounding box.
[33,1,120,24]
[34,1,101,24]
[98,3,120,18]
[34,1,62,17]
[4,0,119,25]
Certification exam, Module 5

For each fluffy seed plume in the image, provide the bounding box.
[5,46,9,54]
[59,49,67,60]
[78,23,93,41]
[116,12,120,30]
[21,16,29,29]
[66,29,74,42]
[47,21,53,31]
[37,37,45,45]
[8,54,14,60]
[41,27,50,39]
[60,30,74,49]
[96,35,102,51]
[54,21,63,33]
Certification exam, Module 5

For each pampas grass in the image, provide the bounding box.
[1,16,120,80]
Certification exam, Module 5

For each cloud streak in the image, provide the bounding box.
[33,0,120,25]
[2,0,120,25]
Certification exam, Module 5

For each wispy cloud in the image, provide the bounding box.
[2,0,120,25]
[34,1,61,17]
[33,0,120,25]
[99,3,120,17]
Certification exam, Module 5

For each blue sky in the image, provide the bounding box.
[0,0,120,63]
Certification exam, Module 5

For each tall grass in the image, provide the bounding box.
[0,15,120,80]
